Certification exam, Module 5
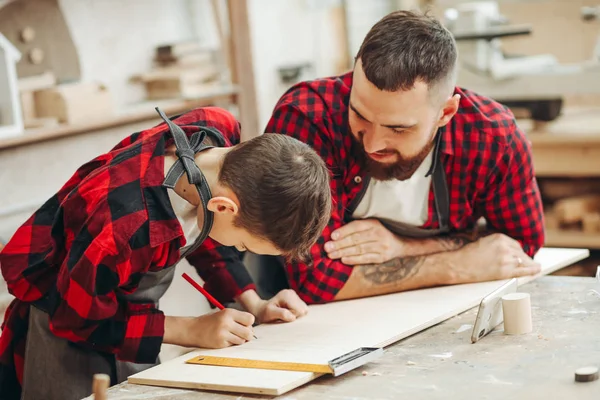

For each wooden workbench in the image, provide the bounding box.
[93,276,600,400]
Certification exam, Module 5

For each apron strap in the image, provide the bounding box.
[426,129,450,232]
[155,107,216,252]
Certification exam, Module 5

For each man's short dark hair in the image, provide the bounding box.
[356,10,457,98]
[219,134,332,261]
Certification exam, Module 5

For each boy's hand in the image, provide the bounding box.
[164,309,255,349]
[194,309,255,348]
[237,289,309,323]
[253,289,309,323]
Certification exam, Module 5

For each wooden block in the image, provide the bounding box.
[146,80,222,100]
[19,72,58,124]
[575,366,599,383]
[24,117,58,129]
[554,195,600,225]
[34,82,113,125]
[18,71,56,92]
[502,292,533,335]
[582,212,600,233]
[20,91,36,122]
[137,65,222,100]
[135,65,219,84]
[154,51,215,68]
[156,40,203,60]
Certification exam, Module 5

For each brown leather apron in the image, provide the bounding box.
[21,267,175,400]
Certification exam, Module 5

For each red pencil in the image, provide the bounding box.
[182,272,225,310]
[181,272,257,339]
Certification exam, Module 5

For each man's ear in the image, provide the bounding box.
[436,94,460,127]
[207,196,239,216]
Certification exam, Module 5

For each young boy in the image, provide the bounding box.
[0,106,332,400]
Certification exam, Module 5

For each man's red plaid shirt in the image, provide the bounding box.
[0,107,255,396]
[266,72,545,304]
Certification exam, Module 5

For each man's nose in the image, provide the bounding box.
[361,131,387,153]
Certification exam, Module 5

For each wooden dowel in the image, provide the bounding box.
[92,373,110,400]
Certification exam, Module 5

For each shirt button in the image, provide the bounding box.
[354,176,362,183]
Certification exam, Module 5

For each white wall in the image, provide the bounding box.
[248,0,342,130]
[57,0,217,109]
[345,0,396,65]
[247,0,402,131]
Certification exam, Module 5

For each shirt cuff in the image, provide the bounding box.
[116,303,165,364]
[204,259,256,304]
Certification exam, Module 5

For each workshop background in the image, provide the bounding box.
[0,0,599,361]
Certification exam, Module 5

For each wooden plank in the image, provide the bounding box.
[518,108,600,176]
[128,248,589,396]
[17,71,56,92]
[532,145,600,177]
[0,86,238,150]
[227,0,259,141]
[519,107,600,144]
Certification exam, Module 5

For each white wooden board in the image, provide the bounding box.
[128,247,589,396]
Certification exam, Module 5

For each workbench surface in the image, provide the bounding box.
[95,276,600,400]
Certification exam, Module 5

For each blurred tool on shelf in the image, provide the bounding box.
[443,1,600,122]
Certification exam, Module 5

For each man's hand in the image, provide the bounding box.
[449,233,541,284]
[325,219,403,265]
[164,309,255,349]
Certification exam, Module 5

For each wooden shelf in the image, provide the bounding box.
[520,107,600,144]
[545,228,600,250]
[520,107,600,177]
[0,85,238,150]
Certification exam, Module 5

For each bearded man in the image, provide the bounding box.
[257,10,544,303]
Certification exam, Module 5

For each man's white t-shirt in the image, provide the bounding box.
[352,151,433,226]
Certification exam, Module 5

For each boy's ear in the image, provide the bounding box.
[207,196,239,216]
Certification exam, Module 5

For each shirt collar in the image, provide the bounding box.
[142,123,228,248]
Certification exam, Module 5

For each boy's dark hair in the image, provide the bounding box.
[356,10,457,99]
[219,134,332,261]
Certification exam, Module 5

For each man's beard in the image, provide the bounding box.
[351,129,437,181]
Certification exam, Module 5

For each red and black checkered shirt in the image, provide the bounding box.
[0,107,255,396]
[266,72,545,304]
